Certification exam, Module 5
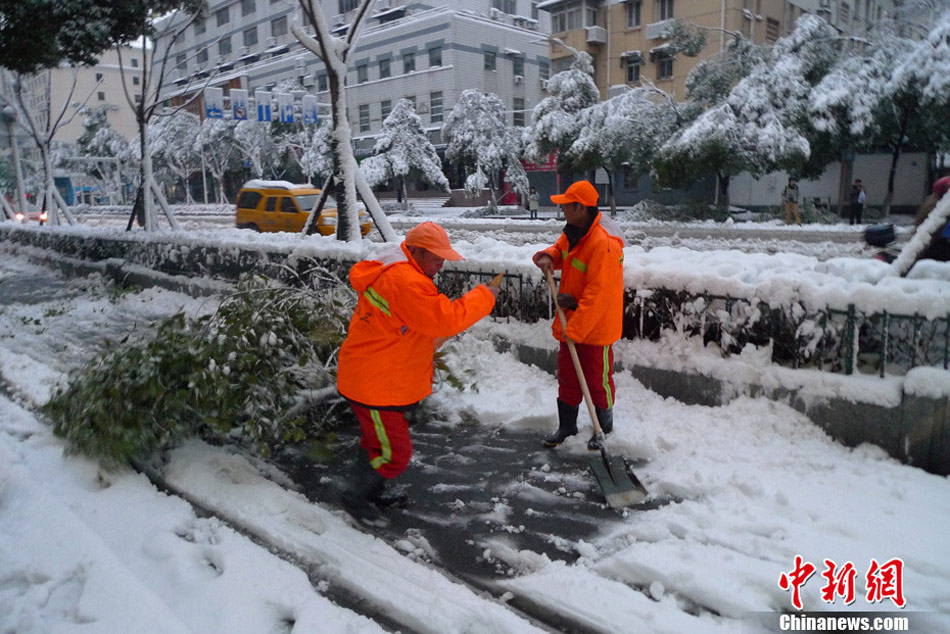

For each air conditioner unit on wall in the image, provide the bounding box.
[513,75,524,85]
[490,8,503,20]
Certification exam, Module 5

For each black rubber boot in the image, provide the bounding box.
[587,407,614,451]
[543,399,579,447]
[340,459,390,528]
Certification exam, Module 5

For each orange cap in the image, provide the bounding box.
[404,221,464,261]
[550,180,599,207]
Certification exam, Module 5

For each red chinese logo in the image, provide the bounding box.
[779,557,906,610]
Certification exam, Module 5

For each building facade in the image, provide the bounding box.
[537,0,893,99]
[157,1,551,159]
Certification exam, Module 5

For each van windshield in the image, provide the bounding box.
[294,194,319,212]
[294,194,336,212]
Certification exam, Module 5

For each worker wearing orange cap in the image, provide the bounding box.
[337,221,500,526]
[532,180,625,451]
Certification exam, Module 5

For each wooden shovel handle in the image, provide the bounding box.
[545,269,603,437]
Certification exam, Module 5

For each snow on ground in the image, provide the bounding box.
[1,222,949,633]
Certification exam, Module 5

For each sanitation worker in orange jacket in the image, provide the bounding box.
[337,221,499,526]
[532,180,625,451]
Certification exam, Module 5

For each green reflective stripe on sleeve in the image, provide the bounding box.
[363,286,391,316]
[602,346,614,409]
[570,258,588,273]
[561,249,569,260]
[368,409,392,470]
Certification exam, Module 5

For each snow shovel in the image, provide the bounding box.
[545,270,648,508]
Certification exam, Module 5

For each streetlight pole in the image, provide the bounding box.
[1,105,27,214]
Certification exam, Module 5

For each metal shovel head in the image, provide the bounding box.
[588,453,649,508]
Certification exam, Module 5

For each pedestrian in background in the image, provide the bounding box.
[528,186,540,220]
[850,179,866,225]
[782,177,802,226]
[533,180,625,451]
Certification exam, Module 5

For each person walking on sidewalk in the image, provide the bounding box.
[782,177,802,226]
[849,179,866,225]
[528,186,540,220]
[336,222,500,526]
[532,180,625,451]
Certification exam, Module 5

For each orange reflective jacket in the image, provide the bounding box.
[533,212,625,345]
[337,243,496,407]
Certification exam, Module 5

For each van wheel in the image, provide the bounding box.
[247,223,260,232]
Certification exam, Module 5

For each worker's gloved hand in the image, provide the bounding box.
[557,293,578,310]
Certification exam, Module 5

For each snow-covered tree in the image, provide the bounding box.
[890,11,950,179]
[233,120,277,179]
[74,105,132,204]
[654,15,839,207]
[569,84,682,214]
[810,31,918,215]
[360,99,449,210]
[292,0,397,242]
[150,111,200,203]
[444,89,527,210]
[522,50,600,172]
[298,122,332,185]
[194,117,236,203]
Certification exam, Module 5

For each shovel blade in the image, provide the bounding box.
[588,454,649,508]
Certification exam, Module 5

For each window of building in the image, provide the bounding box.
[539,59,550,81]
[219,36,231,57]
[381,99,392,120]
[657,0,674,21]
[532,1,540,20]
[241,0,255,16]
[491,0,516,13]
[657,55,673,80]
[587,8,598,26]
[244,26,258,47]
[131,58,138,68]
[195,21,206,36]
[429,46,442,67]
[765,17,780,42]
[513,97,525,127]
[216,7,229,26]
[430,91,443,123]
[197,48,208,64]
[133,76,140,86]
[840,2,850,23]
[626,62,640,83]
[317,74,327,91]
[357,64,368,83]
[98,91,105,101]
[551,4,582,32]
[271,15,288,37]
[403,52,415,73]
[484,50,496,71]
[552,56,572,74]
[513,55,524,77]
[627,1,642,28]
[379,57,391,78]
[95,72,103,81]
[339,0,358,12]
[176,53,186,70]
[404,95,416,109]
[359,104,370,132]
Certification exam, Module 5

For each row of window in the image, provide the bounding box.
[623,57,674,83]
[195,0,284,36]
[355,46,442,84]
[355,92,532,133]
[180,14,288,69]
[551,0,671,32]
[356,92,444,132]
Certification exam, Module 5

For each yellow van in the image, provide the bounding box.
[234,180,372,236]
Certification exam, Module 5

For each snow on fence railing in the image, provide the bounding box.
[2,223,947,377]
